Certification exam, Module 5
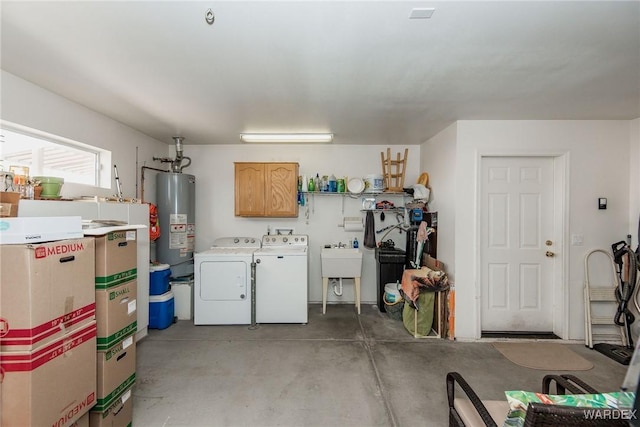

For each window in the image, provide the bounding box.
[0,122,111,188]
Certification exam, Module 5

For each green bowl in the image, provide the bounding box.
[33,176,64,184]
[34,176,64,197]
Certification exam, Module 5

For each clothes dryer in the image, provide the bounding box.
[194,237,260,325]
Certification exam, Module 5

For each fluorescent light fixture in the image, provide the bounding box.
[240,133,333,143]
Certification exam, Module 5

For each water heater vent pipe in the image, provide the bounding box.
[153,136,192,173]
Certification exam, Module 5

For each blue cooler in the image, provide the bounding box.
[149,263,171,295]
[149,290,174,329]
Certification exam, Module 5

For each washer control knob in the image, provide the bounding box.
[244,238,249,243]
[283,237,288,243]
[240,294,246,299]
[295,237,299,242]
[234,238,239,243]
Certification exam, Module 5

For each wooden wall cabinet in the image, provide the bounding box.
[234,162,299,217]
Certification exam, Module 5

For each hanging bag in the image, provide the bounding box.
[149,203,160,241]
[402,291,435,337]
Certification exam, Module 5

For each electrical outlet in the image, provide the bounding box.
[571,234,584,246]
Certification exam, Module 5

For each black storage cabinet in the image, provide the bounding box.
[375,247,406,312]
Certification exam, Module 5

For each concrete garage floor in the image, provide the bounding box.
[133,303,628,427]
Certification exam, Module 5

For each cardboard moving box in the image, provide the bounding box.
[0,191,19,217]
[95,280,137,351]
[0,237,96,351]
[89,388,133,427]
[0,321,97,427]
[72,412,90,427]
[96,334,136,411]
[92,229,138,288]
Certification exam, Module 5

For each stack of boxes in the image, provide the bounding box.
[0,217,96,426]
[0,218,143,426]
[88,227,138,426]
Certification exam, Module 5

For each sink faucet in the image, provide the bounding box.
[337,242,346,248]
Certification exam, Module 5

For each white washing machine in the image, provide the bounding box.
[254,234,309,324]
[194,237,260,325]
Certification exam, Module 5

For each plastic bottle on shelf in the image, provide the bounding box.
[353,237,359,249]
[308,176,315,192]
[328,174,337,192]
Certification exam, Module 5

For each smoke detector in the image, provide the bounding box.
[409,8,436,19]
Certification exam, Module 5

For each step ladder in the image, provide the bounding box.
[380,148,408,192]
[584,249,626,348]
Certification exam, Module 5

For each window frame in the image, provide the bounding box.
[0,120,111,189]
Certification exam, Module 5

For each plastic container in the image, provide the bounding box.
[149,263,171,295]
[170,278,193,320]
[384,282,402,303]
[328,175,337,192]
[384,282,403,320]
[364,174,384,193]
[149,290,174,329]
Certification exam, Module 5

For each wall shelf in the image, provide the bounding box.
[305,191,409,214]
[361,208,406,213]
[304,191,408,197]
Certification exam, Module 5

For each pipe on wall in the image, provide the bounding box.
[140,165,168,203]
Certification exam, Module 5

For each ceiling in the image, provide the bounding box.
[1,1,639,146]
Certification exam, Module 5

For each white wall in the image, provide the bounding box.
[452,120,631,340]
[1,71,169,202]
[420,122,457,282]
[184,144,421,304]
[630,118,640,248]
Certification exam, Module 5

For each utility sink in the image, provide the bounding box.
[321,248,363,278]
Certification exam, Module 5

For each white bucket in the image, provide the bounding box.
[364,174,384,192]
[170,279,194,320]
[384,282,403,303]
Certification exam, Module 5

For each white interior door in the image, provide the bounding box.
[480,156,555,332]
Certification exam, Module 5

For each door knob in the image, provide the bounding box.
[545,240,553,246]
[545,251,555,257]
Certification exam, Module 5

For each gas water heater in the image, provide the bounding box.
[155,137,195,278]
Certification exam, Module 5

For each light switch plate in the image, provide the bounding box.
[598,197,607,210]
